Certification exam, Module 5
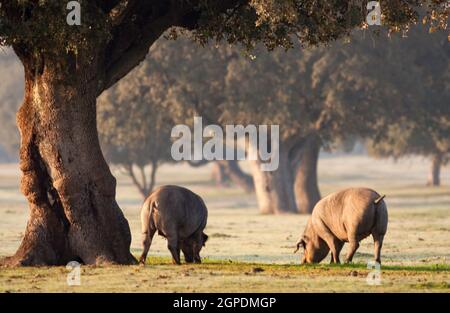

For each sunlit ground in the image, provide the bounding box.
[0,155,449,292]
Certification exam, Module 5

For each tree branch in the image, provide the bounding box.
[100,0,244,94]
[95,0,124,13]
[126,163,147,198]
[138,165,148,194]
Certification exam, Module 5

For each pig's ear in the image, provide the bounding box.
[300,239,306,248]
[202,233,209,246]
[294,239,306,254]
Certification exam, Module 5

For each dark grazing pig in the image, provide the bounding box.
[295,187,388,264]
[138,185,208,265]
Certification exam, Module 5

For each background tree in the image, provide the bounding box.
[0,0,445,265]
[366,27,449,186]
[102,24,448,214]
[145,37,255,193]
[221,41,399,214]
[97,57,178,198]
[144,33,429,214]
[368,123,449,186]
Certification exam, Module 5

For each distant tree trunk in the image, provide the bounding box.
[211,161,231,186]
[127,161,158,199]
[249,147,297,214]
[292,134,322,214]
[1,51,135,266]
[427,152,443,186]
[217,160,254,193]
[148,160,158,194]
[127,165,146,198]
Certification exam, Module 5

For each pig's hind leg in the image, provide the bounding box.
[139,225,156,265]
[167,234,181,265]
[372,233,384,264]
[181,239,195,263]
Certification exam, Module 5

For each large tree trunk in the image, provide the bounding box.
[249,148,297,214]
[293,134,322,214]
[427,152,442,187]
[1,52,135,266]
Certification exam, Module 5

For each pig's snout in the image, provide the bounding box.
[300,255,307,264]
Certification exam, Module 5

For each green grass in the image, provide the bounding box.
[143,256,450,272]
[1,257,449,293]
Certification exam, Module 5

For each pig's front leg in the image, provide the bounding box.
[329,241,344,264]
[312,217,342,263]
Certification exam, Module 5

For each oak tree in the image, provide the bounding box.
[0,0,446,265]
[366,27,449,186]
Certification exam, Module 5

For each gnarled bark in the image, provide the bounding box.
[292,134,322,214]
[2,52,135,266]
[427,152,443,187]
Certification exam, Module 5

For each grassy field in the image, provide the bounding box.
[0,155,449,292]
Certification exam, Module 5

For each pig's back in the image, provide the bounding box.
[341,188,379,240]
[315,188,380,241]
[153,185,208,239]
